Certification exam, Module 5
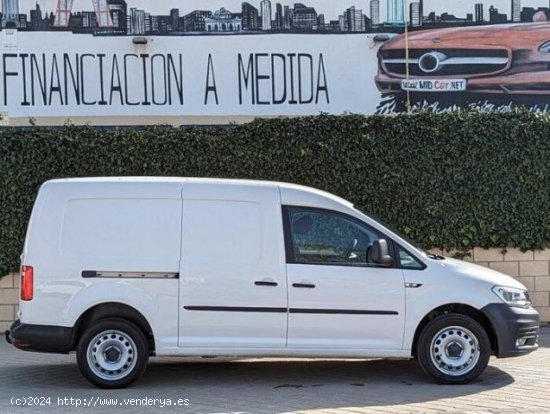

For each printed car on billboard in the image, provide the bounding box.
[376,23,550,95]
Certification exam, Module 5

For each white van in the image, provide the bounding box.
[6,178,539,388]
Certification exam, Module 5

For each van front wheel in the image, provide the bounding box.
[77,318,149,388]
[417,313,491,384]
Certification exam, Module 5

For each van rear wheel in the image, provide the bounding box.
[417,313,491,384]
[77,318,149,388]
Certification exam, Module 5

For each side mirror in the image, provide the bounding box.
[372,239,394,266]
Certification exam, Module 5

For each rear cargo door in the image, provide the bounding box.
[178,182,288,348]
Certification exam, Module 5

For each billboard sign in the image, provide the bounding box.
[1,0,550,124]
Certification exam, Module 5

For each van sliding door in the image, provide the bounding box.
[178,183,288,348]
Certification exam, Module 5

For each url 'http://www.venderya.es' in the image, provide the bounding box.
[10,396,190,408]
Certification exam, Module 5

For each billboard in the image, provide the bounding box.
[1,0,550,125]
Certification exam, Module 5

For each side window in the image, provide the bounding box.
[399,247,424,270]
[286,207,382,267]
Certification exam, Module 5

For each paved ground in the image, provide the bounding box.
[1,327,549,414]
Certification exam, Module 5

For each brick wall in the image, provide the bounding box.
[0,273,19,332]
[1,248,549,329]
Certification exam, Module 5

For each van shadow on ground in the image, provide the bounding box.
[0,354,515,413]
[3,327,548,413]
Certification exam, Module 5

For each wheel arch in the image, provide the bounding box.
[411,303,498,357]
[73,302,156,355]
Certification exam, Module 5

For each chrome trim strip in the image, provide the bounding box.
[92,271,179,279]
[439,57,509,65]
[383,57,508,66]
[184,306,399,315]
[383,58,419,64]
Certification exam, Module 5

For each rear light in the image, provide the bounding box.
[21,265,34,301]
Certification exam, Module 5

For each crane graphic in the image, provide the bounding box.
[54,0,114,27]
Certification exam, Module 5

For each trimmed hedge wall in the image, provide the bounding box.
[1,112,549,275]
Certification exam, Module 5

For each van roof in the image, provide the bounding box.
[44,177,354,208]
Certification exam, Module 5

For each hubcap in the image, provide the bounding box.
[446,341,464,358]
[430,326,480,376]
[104,346,122,363]
[86,330,137,381]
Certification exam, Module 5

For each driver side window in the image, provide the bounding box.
[286,207,381,266]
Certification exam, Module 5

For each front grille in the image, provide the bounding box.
[380,48,510,77]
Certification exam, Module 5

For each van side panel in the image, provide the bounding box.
[178,183,288,348]
[22,181,183,352]
[61,198,180,270]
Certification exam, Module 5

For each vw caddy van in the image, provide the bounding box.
[6,178,539,388]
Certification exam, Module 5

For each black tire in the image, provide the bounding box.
[417,313,491,384]
[77,318,149,389]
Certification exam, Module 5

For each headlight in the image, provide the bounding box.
[492,286,531,308]
[539,40,550,52]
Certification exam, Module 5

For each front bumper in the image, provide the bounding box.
[7,320,74,354]
[481,304,539,358]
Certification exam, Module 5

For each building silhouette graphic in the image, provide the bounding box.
[340,6,364,32]
[370,0,380,27]
[130,8,143,33]
[275,3,283,29]
[4,1,550,36]
[107,0,127,30]
[410,1,422,27]
[54,0,112,27]
[260,0,271,30]
[2,0,19,28]
[182,10,211,32]
[475,3,484,22]
[241,3,259,30]
[511,0,521,22]
[205,8,241,32]
[387,0,405,24]
[292,3,317,29]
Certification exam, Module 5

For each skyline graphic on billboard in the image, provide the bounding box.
[2,1,550,36]
[2,0,550,123]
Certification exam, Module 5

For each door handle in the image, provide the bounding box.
[255,281,278,287]
[292,283,316,289]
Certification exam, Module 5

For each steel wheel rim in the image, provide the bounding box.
[429,325,480,376]
[86,330,137,381]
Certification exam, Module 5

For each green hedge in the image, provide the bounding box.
[1,112,549,275]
